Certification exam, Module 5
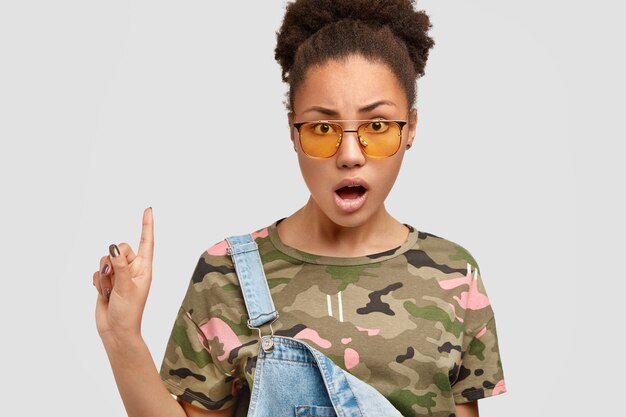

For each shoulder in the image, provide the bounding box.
[204,225,271,256]
[411,228,495,334]
[188,225,271,285]
[409,227,482,275]
[179,226,271,315]
[194,225,272,282]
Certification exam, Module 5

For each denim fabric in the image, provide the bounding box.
[225,234,402,417]
[225,237,278,328]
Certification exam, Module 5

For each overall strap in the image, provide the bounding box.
[225,234,278,329]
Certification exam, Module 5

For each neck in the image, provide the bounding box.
[277,195,408,257]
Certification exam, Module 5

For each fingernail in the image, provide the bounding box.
[104,288,111,300]
[109,244,120,257]
[101,264,110,275]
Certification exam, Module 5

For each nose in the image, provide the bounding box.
[335,130,366,168]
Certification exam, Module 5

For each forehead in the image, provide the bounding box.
[293,54,408,115]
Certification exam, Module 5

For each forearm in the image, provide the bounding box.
[102,333,187,417]
[456,401,479,417]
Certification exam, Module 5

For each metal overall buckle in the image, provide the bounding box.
[247,312,280,352]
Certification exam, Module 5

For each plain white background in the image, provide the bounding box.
[1,1,623,416]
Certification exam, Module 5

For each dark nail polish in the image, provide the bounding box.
[109,244,120,257]
[101,264,110,275]
[104,288,111,300]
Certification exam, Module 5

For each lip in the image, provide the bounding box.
[334,189,368,213]
[333,177,369,214]
[333,177,370,192]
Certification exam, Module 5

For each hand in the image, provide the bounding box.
[93,207,154,343]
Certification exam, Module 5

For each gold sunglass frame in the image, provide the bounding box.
[292,118,408,159]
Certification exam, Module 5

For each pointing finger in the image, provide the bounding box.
[138,207,154,262]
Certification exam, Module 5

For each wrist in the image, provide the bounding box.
[100,329,145,352]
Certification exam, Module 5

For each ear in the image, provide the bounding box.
[406,107,418,149]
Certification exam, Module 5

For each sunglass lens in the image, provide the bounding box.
[300,122,341,158]
[359,121,402,157]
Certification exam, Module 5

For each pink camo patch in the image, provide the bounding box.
[206,240,228,256]
[344,348,360,370]
[475,326,487,339]
[356,326,380,336]
[438,274,473,290]
[196,317,242,362]
[493,379,507,395]
[453,275,491,310]
[294,328,332,349]
[251,227,269,239]
[440,269,491,311]
[341,337,352,345]
[206,227,268,256]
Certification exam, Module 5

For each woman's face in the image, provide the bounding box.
[288,54,418,228]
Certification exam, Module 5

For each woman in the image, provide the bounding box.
[93,1,506,416]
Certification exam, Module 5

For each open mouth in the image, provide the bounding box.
[333,178,370,213]
[335,185,367,200]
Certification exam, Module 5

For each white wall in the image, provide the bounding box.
[0,1,622,415]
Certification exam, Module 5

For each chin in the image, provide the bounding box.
[325,204,378,229]
[327,215,368,228]
[308,190,383,228]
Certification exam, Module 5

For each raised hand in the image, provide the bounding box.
[93,207,154,342]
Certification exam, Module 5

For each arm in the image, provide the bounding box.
[450,261,507,413]
[456,401,479,417]
[100,333,187,417]
[93,208,234,417]
[101,333,234,417]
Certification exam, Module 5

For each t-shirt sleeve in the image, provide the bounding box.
[158,251,240,411]
[450,262,507,404]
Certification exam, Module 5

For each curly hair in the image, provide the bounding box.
[275,0,435,111]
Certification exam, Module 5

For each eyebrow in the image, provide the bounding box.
[301,100,396,116]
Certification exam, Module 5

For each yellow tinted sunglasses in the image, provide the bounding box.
[292,118,408,159]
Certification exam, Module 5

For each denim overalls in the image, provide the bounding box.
[225,234,403,417]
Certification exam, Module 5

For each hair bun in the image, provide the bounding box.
[275,0,434,82]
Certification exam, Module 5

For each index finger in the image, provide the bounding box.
[138,206,154,261]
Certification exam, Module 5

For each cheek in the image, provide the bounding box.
[298,158,331,191]
[370,159,404,191]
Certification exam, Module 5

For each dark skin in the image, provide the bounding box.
[93,54,479,417]
[281,54,480,417]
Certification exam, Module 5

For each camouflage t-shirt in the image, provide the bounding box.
[159,218,507,417]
